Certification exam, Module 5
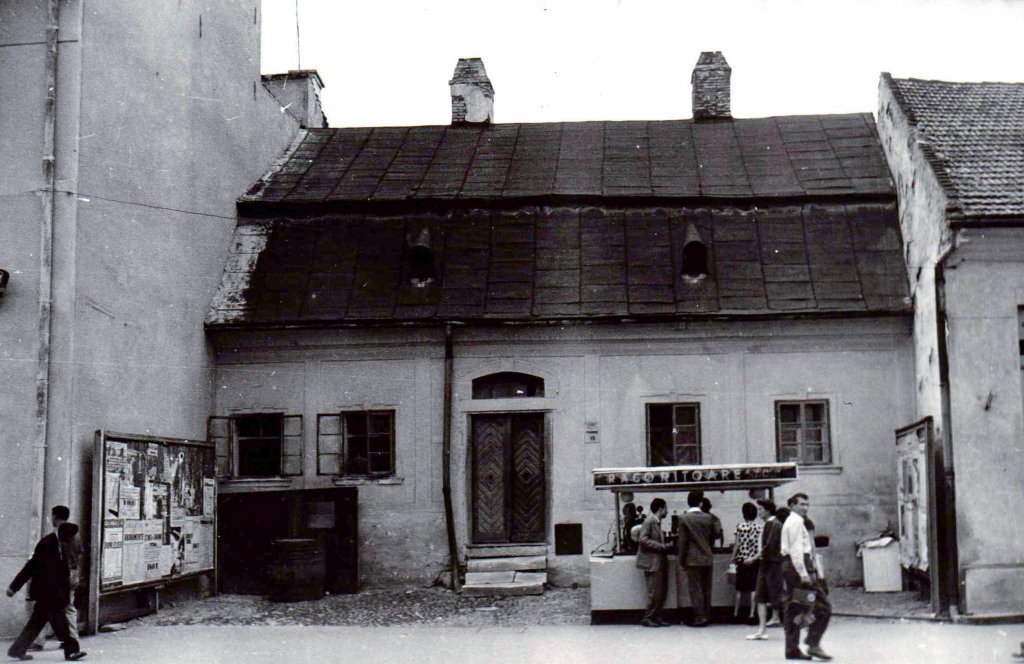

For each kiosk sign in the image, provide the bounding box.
[593,463,797,490]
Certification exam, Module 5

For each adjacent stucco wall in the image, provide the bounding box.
[212,315,912,589]
[0,0,300,635]
[943,230,1024,615]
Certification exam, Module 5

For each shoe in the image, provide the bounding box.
[807,646,832,661]
[65,653,87,662]
[8,655,33,662]
[654,618,673,627]
[690,620,708,627]
[785,652,812,661]
[745,633,769,640]
[640,620,661,628]
[766,619,782,627]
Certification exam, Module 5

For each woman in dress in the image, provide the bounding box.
[732,502,762,619]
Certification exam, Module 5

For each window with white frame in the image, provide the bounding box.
[207,413,303,478]
[317,410,396,477]
[775,400,831,465]
[646,403,701,466]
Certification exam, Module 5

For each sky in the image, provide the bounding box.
[261,0,1024,128]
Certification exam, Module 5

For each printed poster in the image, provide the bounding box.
[143,519,164,581]
[202,478,216,516]
[183,517,199,573]
[120,520,146,585]
[119,485,141,521]
[101,519,124,587]
[144,482,169,520]
[199,517,215,570]
[105,472,121,518]
[106,441,127,475]
[158,545,175,578]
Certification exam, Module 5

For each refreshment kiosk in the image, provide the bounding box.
[589,462,799,621]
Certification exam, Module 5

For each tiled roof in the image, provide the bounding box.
[241,114,894,206]
[205,203,909,327]
[885,75,1024,219]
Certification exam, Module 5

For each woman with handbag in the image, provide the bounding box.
[731,502,762,619]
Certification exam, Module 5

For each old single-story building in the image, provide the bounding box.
[204,54,914,592]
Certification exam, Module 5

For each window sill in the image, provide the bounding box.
[218,477,294,493]
[797,465,843,475]
[331,476,404,486]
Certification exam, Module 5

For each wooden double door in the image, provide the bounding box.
[471,413,546,544]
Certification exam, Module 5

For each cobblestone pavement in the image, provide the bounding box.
[136,587,592,628]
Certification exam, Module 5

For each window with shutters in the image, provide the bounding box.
[775,400,831,465]
[646,403,701,465]
[206,413,303,478]
[317,410,395,477]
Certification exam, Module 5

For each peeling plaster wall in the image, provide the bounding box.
[212,316,912,588]
[0,0,300,635]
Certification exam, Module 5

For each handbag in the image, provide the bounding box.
[725,562,737,585]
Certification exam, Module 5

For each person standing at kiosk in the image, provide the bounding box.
[677,490,716,627]
[635,497,673,627]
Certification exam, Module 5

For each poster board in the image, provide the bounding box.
[89,431,216,631]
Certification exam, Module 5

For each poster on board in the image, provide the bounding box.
[92,431,216,595]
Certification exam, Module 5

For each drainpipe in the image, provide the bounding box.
[31,0,60,549]
[934,242,961,615]
[442,323,460,590]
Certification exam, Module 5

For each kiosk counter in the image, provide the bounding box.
[589,463,799,618]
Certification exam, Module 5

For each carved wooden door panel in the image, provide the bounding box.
[509,414,545,542]
[471,414,545,544]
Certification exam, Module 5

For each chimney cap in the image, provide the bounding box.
[261,69,325,89]
[449,57,494,95]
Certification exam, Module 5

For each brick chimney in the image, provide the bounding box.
[691,52,731,121]
[261,69,328,128]
[449,58,493,125]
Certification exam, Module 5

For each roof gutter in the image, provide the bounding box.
[31,0,60,549]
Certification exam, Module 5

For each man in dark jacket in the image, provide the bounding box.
[6,505,86,661]
[677,490,716,626]
[634,497,673,627]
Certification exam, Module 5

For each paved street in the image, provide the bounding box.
[13,618,1021,664]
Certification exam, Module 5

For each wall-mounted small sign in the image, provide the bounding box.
[584,421,599,444]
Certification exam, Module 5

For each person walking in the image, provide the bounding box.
[635,497,674,627]
[748,498,785,640]
[677,490,716,627]
[780,493,831,661]
[6,505,87,661]
[731,502,762,619]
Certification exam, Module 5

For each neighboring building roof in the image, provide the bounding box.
[205,203,909,328]
[240,113,894,207]
[884,75,1024,220]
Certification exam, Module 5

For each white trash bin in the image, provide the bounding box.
[860,537,902,592]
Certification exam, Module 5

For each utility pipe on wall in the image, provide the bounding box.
[442,323,460,590]
[31,0,60,549]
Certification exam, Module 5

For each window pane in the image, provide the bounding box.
[237,438,281,477]
[804,427,823,443]
[674,405,697,426]
[648,405,672,429]
[369,453,392,474]
[779,445,799,462]
[779,404,800,423]
[368,434,391,454]
[345,413,367,435]
[319,454,340,475]
[674,428,697,447]
[675,445,699,465]
[369,413,392,434]
[805,403,825,424]
[346,436,368,475]
[472,372,544,399]
[803,445,825,463]
[780,427,798,444]
[649,429,673,466]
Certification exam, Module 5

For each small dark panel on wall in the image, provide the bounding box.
[554,523,583,556]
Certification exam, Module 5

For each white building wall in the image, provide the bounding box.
[213,315,912,588]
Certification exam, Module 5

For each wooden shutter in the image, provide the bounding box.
[280,414,304,476]
[207,416,232,478]
[317,414,343,475]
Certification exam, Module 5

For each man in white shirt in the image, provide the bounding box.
[780,493,831,661]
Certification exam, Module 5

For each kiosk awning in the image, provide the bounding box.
[593,462,798,492]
